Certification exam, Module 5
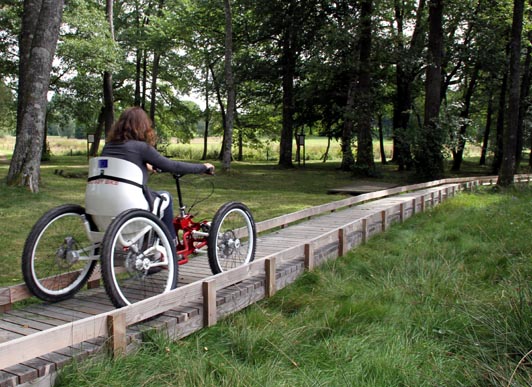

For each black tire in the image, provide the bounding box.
[21,204,98,302]
[207,202,256,274]
[100,209,178,308]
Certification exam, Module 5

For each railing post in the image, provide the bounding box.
[381,210,387,232]
[265,257,276,298]
[203,279,217,327]
[305,243,315,270]
[399,203,405,223]
[362,218,368,244]
[338,228,347,256]
[107,312,127,357]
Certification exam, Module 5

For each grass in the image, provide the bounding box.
[52,185,532,387]
[2,135,532,385]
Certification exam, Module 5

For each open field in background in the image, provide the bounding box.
[0,134,486,162]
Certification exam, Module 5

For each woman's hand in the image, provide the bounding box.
[146,163,157,174]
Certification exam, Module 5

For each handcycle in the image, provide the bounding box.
[21,157,257,308]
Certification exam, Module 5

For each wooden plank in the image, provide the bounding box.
[3,363,38,384]
[0,312,109,370]
[0,370,17,387]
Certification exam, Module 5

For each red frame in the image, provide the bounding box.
[172,213,209,265]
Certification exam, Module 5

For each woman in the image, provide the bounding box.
[102,106,214,238]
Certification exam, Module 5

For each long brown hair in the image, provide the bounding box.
[106,107,156,146]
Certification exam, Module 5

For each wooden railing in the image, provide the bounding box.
[0,174,529,370]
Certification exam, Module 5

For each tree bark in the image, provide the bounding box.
[498,0,524,187]
[378,114,387,165]
[492,69,508,174]
[415,0,444,179]
[516,31,532,169]
[222,0,235,171]
[340,81,355,171]
[391,0,425,170]
[102,0,114,141]
[149,52,160,126]
[202,63,210,161]
[7,0,64,192]
[354,0,375,175]
[278,2,296,168]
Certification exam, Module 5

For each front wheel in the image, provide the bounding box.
[207,202,256,274]
[100,209,178,308]
[22,204,98,302]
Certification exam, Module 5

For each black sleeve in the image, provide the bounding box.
[141,143,208,175]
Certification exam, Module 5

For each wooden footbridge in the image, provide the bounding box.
[0,175,528,387]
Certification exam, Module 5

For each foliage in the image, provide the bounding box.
[0,80,15,136]
[2,0,532,175]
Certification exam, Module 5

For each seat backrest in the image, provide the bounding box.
[85,157,149,230]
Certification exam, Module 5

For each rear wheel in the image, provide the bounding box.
[22,204,98,302]
[100,209,178,308]
[207,202,256,274]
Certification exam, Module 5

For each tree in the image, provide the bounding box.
[498,0,524,187]
[7,0,64,192]
[414,0,445,179]
[354,0,375,175]
[390,0,426,171]
[222,0,235,171]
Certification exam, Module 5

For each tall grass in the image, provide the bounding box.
[54,186,532,386]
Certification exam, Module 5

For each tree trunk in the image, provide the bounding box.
[149,52,160,126]
[202,63,210,161]
[340,81,355,171]
[7,0,64,192]
[391,0,425,170]
[516,31,532,169]
[492,66,508,174]
[134,49,142,106]
[451,63,479,172]
[89,108,105,156]
[498,0,524,187]
[222,0,235,171]
[378,114,387,165]
[415,0,444,179]
[210,64,227,160]
[278,3,296,168]
[479,90,493,166]
[354,0,375,175]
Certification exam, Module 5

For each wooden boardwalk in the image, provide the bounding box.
[0,176,525,387]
